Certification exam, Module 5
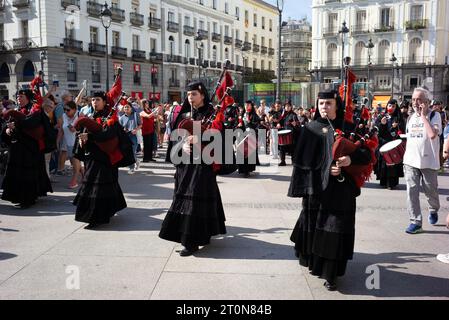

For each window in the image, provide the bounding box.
[381,8,391,27]
[269,39,272,48]
[261,60,265,70]
[131,0,139,12]
[185,16,191,26]
[327,43,338,66]
[92,60,100,83]
[168,11,175,23]
[132,35,139,50]
[253,14,257,27]
[378,39,390,64]
[245,10,249,26]
[253,60,257,69]
[213,22,218,33]
[212,45,217,62]
[22,20,28,38]
[149,8,157,20]
[90,27,98,44]
[269,19,273,32]
[67,57,77,82]
[328,13,337,29]
[150,38,157,53]
[268,61,272,71]
[169,36,175,56]
[199,20,205,30]
[235,7,240,20]
[112,31,120,47]
[199,0,204,5]
[262,17,265,30]
[134,64,141,85]
[65,21,75,39]
[376,75,391,89]
[235,30,240,40]
[225,48,229,60]
[411,5,423,20]
[111,0,119,8]
[261,37,265,46]
[185,40,191,58]
[212,0,217,10]
[225,2,229,14]
[225,26,229,37]
[356,11,366,26]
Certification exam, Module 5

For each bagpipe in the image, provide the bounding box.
[329,57,379,188]
[73,67,134,167]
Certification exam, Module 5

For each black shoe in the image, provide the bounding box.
[15,201,35,209]
[244,173,251,178]
[179,246,199,257]
[84,223,100,230]
[279,161,287,166]
[324,281,337,291]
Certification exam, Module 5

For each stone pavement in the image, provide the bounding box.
[0,150,448,300]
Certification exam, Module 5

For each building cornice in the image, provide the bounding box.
[244,0,279,14]
[163,0,235,23]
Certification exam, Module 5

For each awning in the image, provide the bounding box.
[372,95,392,108]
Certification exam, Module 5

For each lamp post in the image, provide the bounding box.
[195,31,204,80]
[39,50,47,95]
[150,51,158,104]
[280,56,286,102]
[390,53,397,98]
[241,51,247,102]
[100,2,112,91]
[276,0,284,101]
[339,21,350,81]
[365,38,374,107]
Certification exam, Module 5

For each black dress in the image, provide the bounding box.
[288,118,371,283]
[1,106,52,206]
[159,104,226,247]
[238,111,260,175]
[73,118,127,224]
[279,110,300,163]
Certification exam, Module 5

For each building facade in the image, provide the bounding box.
[311,0,449,104]
[0,0,279,103]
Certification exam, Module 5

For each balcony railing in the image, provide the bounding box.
[132,49,146,61]
[373,24,395,33]
[253,44,260,53]
[405,19,428,30]
[61,0,80,9]
[189,58,196,65]
[169,79,180,88]
[268,48,275,55]
[13,37,33,50]
[149,17,161,30]
[149,52,163,63]
[63,38,83,52]
[212,33,222,42]
[111,6,125,22]
[13,0,30,8]
[166,55,182,63]
[167,21,179,33]
[130,12,144,27]
[210,61,217,68]
[323,27,339,36]
[403,56,428,65]
[89,43,106,56]
[183,25,195,36]
[197,29,209,40]
[87,1,102,17]
[202,60,209,68]
[235,39,243,47]
[224,36,233,45]
[242,42,252,51]
[111,46,127,59]
[283,41,312,48]
[351,24,369,34]
[261,46,268,54]
[217,62,222,69]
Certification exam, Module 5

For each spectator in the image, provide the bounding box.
[140,99,157,162]
[119,102,142,174]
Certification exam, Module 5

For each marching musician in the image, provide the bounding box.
[237,100,261,178]
[268,100,283,159]
[159,81,226,257]
[374,99,405,190]
[223,103,239,130]
[1,88,53,209]
[288,90,374,291]
[73,91,131,229]
[278,101,299,166]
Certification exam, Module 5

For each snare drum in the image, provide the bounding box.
[278,129,293,146]
[379,139,405,166]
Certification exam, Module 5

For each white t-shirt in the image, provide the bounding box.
[62,112,78,147]
[403,112,442,170]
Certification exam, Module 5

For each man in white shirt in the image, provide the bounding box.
[403,87,442,234]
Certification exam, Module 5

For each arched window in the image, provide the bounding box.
[355,41,366,66]
[23,60,35,81]
[409,38,422,63]
[185,39,191,59]
[378,40,390,64]
[327,43,338,67]
[169,36,175,56]
[0,63,10,83]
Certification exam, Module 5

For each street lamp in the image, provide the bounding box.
[364,38,374,107]
[339,21,350,81]
[100,2,112,91]
[39,50,47,94]
[150,51,158,104]
[390,53,397,98]
[281,56,286,102]
[195,31,204,80]
[276,0,284,101]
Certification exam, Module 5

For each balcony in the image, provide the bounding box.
[322,27,338,37]
[87,1,102,17]
[13,0,30,8]
[235,39,243,48]
[403,56,428,65]
[132,49,146,61]
[189,58,196,65]
[149,17,161,30]
[111,7,125,22]
[268,48,275,56]
[217,62,222,69]
[283,41,312,48]
[212,33,222,42]
[197,29,209,40]
[169,79,180,88]
[351,24,369,35]
[130,12,144,27]
[63,38,83,53]
[261,46,268,54]
[374,24,395,33]
[210,61,217,68]
[405,19,428,31]
[184,25,195,36]
[111,46,127,59]
[202,60,209,68]
[13,37,33,50]
[61,0,80,9]
[166,55,182,63]
[149,52,163,63]
[242,42,252,51]
[224,36,233,45]
[253,44,260,53]
[236,65,244,72]
[89,43,106,56]
[167,21,179,33]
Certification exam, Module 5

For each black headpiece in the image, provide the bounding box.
[17,89,34,101]
[92,91,107,101]
[313,90,344,121]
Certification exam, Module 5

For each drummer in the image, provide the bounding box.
[278,100,300,166]
[374,99,406,189]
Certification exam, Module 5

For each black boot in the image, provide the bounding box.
[180,246,199,257]
[324,279,337,291]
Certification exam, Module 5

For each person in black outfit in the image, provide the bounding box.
[73,92,130,229]
[159,81,226,257]
[288,90,372,291]
[374,99,405,189]
[237,100,261,177]
[278,101,299,166]
[1,89,52,208]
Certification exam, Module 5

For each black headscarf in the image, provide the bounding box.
[313,90,344,122]
[181,81,211,113]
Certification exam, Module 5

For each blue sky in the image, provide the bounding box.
[266,0,312,21]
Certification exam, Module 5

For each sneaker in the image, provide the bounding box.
[406,223,423,234]
[128,169,135,175]
[436,253,449,264]
[428,212,438,225]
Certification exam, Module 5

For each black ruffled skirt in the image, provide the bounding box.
[290,195,356,282]
[159,164,226,247]
[74,158,126,224]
